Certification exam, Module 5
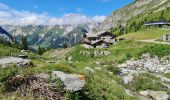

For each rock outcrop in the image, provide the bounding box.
[97,0,170,31]
[118,53,170,73]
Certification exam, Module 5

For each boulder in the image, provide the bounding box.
[52,71,85,91]
[123,74,134,84]
[149,91,169,100]
[140,91,169,100]
[140,91,149,96]
[0,57,31,67]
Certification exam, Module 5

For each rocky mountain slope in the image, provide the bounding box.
[97,0,170,31]
[0,26,13,42]
[2,23,99,49]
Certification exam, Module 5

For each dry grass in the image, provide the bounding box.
[43,48,73,59]
[118,28,170,40]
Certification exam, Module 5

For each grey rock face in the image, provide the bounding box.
[97,0,169,31]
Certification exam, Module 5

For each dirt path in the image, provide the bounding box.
[137,39,170,45]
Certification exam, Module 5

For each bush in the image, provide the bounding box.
[106,66,120,75]
[0,65,19,83]
[164,73,170,78]
[64,91,89,100]
[130,74,167,92]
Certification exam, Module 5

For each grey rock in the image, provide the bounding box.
[149,91,169,100]
[123,74,134,84]
[0,57,31,67]
[118,53,170,73]
[140,91,149,96]
[52,71,85,91]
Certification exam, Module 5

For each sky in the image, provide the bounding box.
[0,0,134,26]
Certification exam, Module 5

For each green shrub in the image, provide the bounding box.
[106,66,120,75]
[130,75,166,92]
[64,91,90,100]
[126,52,132,59]
[164,73,170,78]
[0,65,19,83]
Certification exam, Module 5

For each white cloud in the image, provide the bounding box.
[0,3,106,26]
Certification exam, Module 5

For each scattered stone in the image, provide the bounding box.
[95,61,100,65]
[52,71,85,91]
[139,90,169,100]
[123,74,134,84]
[80,50,111,57]
[0,57,31,67]
[149,91,169,100]
[95,67,102,70]
[68,56,72,61]
[140,91,149,96]
[118,53,170,73]
[84,67,95,73]
[124,88,133,96]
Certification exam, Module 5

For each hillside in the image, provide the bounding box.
[97,0,170,31]
[0,33,170,99]
[118,28,170,40]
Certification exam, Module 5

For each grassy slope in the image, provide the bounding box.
[0,45,20,57]
[64,40,170,99]
[1,40,170,99]
[118,28,170,40]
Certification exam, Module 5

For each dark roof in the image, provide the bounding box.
[97,31,116,37]
[91,40,107,45]
[144,20,170,26]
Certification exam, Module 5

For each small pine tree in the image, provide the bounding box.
[21,36,28,50]
[38,46,43,55]
[62,43,68,48]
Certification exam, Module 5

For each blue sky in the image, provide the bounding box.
[0,0,134,25]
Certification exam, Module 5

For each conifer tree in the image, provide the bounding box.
[21,36,28,50]
[38,46,43,55]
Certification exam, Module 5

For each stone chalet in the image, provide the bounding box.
[162,34,170,41]
[144,21,170,29]
[83,31,116,48]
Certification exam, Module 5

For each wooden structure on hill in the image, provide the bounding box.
[144,21,170,29]
[83,31,116,48]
